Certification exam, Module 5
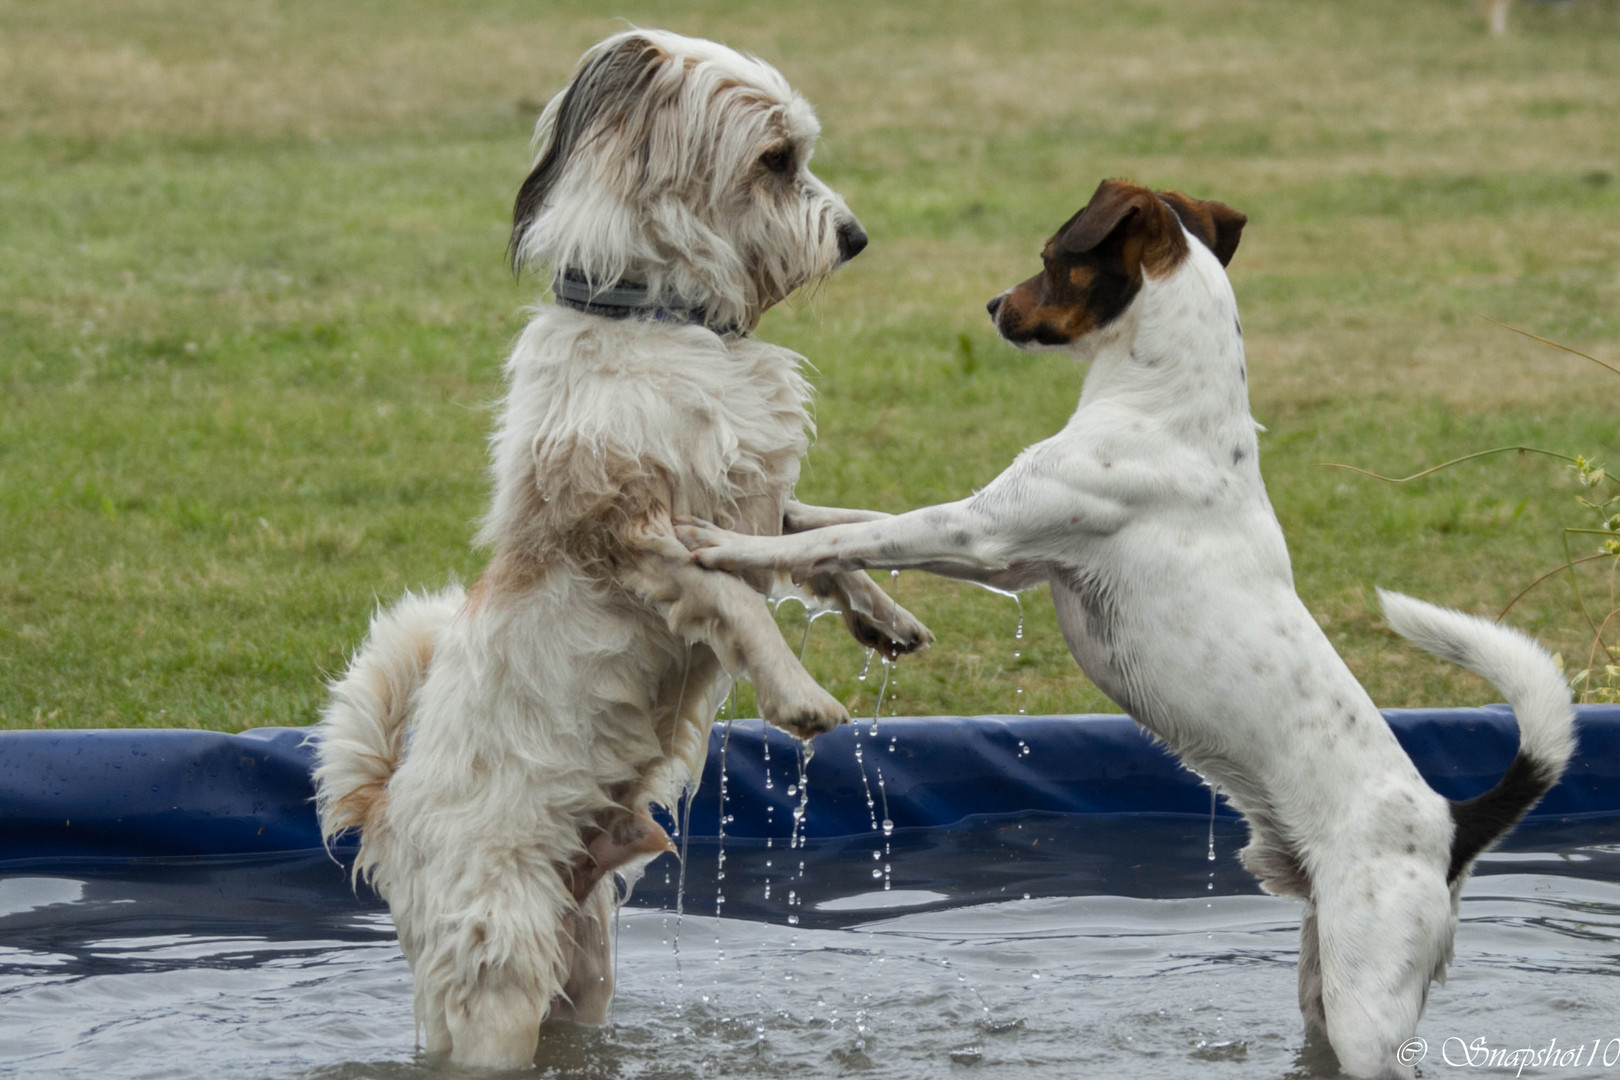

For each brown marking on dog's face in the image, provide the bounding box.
[1155,190,1247,267]
[990,179,1190,348]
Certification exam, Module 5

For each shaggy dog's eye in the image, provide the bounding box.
[759,147,794,174]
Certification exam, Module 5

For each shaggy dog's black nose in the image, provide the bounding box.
[837,222,868,262]
[986,295,1003,318]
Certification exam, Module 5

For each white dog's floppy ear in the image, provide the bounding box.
[1156,190,1248,267]
[509,34,673,271]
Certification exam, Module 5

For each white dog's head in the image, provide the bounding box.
[510,29,866,332]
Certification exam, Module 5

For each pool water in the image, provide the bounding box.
[3,816,1618,1079]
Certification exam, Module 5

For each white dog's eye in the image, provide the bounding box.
[759,147,794,174]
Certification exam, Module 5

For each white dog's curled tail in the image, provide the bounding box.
[1378,589,1576,881]
[310,587,463,883]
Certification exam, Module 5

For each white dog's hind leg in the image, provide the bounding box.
[1314,864,1451,1079]
[1297,899,1328,1038]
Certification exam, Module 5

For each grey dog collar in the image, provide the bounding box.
[552,270,740,336]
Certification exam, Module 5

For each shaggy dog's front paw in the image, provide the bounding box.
[844,600,934,659]
[756,677,849,740]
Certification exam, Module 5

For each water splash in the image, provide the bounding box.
[871,657,893,737]
[669,648,695,984]
[1206,785,1219,902]
[672,781,694,984]
[1207,786,1218,864]
[786,740,815,925]
[1012,594,1027,715]
[762,722,772,790]
[852,723,880,832]
[715,689,737,923]
[877,764,894,891]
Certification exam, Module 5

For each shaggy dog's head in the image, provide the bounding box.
[510,29,866,332]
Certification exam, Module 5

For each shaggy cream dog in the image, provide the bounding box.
[311,30,928,1069]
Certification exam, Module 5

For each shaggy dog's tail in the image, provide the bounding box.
[1378,589,1576,882]
[311,587,463,882]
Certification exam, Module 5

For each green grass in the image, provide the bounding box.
[3,0,1619,730]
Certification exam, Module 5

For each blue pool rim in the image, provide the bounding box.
[2,707,1618,870]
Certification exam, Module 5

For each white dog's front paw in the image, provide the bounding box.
[675,518,767,572]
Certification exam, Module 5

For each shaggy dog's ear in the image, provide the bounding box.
[509,34,672,271]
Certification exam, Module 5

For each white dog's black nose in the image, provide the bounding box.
[837,222,868,262]
[986,295,1004,318]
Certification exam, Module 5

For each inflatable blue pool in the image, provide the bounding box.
[4,707,1618,868]
[3,709,1618,1079]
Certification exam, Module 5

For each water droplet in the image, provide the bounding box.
[881,818,894,836]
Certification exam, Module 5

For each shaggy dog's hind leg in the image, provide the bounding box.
[415,855,578,1070]
[444,965,548,1071]
[553,884,616,1025]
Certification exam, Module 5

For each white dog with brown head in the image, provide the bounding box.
[682,179,1574,1079]
[311,29,928,1069]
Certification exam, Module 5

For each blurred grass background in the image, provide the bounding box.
[2,0,1617,730]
